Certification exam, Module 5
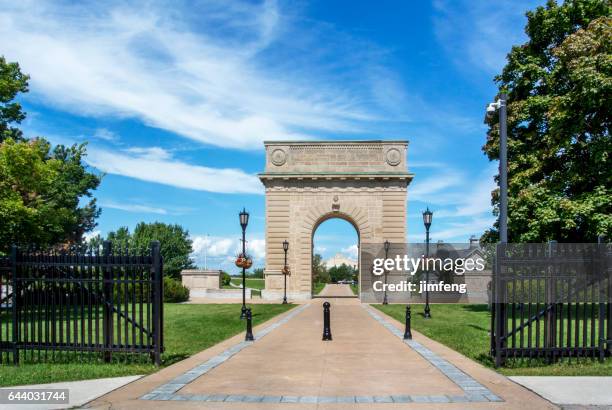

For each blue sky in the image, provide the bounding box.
[0,0,541,272]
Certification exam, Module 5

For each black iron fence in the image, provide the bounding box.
[0,241,164,365]
[491,242,611,366]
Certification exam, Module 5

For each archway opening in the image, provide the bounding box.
[311,216,359,298]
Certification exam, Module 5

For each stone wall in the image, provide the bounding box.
[181,269,222,298]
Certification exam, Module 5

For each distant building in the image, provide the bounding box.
[324,253,357,270]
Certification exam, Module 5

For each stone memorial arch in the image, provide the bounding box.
[259,141,413,301]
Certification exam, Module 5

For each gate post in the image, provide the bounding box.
[102,241,113,363]
[10,245,19,365]
[151,241,162,366]
[545,241,557,363]
[494,243,504,367]
[322,302,332,341]
[600,236,612,356]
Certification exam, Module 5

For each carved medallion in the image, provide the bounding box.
[271,149,287,166]
[385,148,401,166]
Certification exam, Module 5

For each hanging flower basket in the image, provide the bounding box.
[282,266,291,275]
[235,253,253,269]
[243,257,253,269]
[235,254,246,268]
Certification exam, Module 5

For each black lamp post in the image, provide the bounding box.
[282,240,289,304]
[239,208,249,319]
[486,95,508,243]
[422,207,433,319]
[383,240,390,305]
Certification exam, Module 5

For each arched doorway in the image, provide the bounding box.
[259,140,413,301]
[311,216,360,298]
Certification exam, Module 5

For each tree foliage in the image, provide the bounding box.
[0,56,101,252]
[483,1,611,242]
[312,253,330,283]
[99,222,196,278]
[0,56,29,142]
[0,138,101,252]
[328,263,357,283]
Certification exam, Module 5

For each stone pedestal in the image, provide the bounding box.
[181,269,222,298]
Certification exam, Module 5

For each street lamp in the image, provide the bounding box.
[383,240,390,305]
[486,94,508,244]
[422,207,433,319]
[282,240,289,304]
[239,208,249,319]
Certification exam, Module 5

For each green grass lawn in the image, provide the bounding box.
[313,282,326,295]
[374,304,612,376]
[350,284,359,295]
[0,303,294,387]
[230,278,265,290]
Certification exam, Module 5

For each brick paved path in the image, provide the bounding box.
[89,292,556,409]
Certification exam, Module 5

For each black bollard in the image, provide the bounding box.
[403,305,412,340]
[322,301,332,341]
[245,308,254,341]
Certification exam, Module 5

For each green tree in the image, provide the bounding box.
[106,226,131,250]
[103,222,195,278]
[0,56,29,142]
[0,57,101,252]
[483,1,611,242]
[328,263,357,283]
[312,253,330,283]
[133,222,195,278]
[250,268,265,278]
[0,138,101,252]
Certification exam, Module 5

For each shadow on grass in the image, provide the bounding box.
[460,304,490,313]
[467,324,489,332]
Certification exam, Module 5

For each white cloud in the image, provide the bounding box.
[86,145,262,194]
[93,128,118,141]
[83,230,101,242]
[190,234,265,269]
[0,0,401,150]
[248,239,266,260]
[208,239,235,258]
[341,244,359,260]
[408,172,463,202]
[427,217,494,242]
[124,147,171,161]
[407,163,497,241]
[434,163,497,218]
[100,201,168,215]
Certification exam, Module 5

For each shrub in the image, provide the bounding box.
[164,276,189,302]
[221,271,231,286]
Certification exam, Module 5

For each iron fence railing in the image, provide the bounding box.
[0,241,163,365]
[491,242,611,366]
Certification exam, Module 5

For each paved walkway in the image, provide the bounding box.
[318,283,355,297]
[1,376,141,410]
[88,291,556,409]
[509,377,612,407]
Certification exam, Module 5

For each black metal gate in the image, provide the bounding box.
[0,241,163,365]
[491,242,611,366]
